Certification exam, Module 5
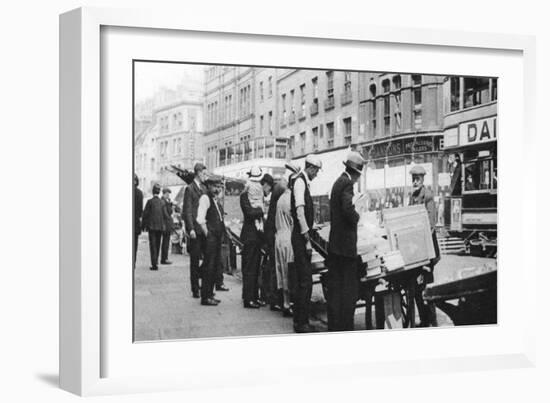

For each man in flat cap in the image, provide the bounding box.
[196,175,226,306]
[289,154,322,333]
[326,151,365,331]
[183,162,208,298]
[409,164,440,327]
[160,187,173,265]
[141,183,166,271]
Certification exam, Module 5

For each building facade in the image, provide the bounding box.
[204,66,290,179]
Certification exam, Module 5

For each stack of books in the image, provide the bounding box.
[380,250,405,272]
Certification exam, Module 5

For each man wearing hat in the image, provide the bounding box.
[289,154,322,333]
[183,162,208,298]
[141,183,166,271]
[160,187,173,265]
[196,175,226,306]
[409,164,439,327]
[326,151,364,331]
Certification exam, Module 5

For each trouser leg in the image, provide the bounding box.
[189,237,202,294]
[339,258,358,331]
[201,234,220,301]
[133,232,139,269]
[242,242,261,302]
[161,231,171,262]
[327,259,343,331]
[292,234,312,327]
[148,231,160,268]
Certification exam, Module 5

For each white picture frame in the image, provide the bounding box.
[60,7,537,396]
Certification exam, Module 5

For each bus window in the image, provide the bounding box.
[480,160,491,190]
[464,162,479,191]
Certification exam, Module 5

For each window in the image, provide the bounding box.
[491,78,498,101]
[344,71,352,93]
[450,76,461,112]
[393,75,402,132]
[312,77,319,99]
[312,126,319,150]
[268,111,273,135]
[463,77,490,108]
[382,79,390,135]
[259,81,264,102]
[281,94,287,121]
[326,71,334,99]
[344,117,352,145]
[369,84,377,136]
[300,84,306,116]
[412,75,422,129]
[268,76,273,97]
[299,132,305,154]
[260,115,264,135]
[290,89,295,116]
[326,122,335,148]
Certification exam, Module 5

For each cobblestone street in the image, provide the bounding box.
[134,233,494,341]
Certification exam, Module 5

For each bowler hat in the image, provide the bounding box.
[343,151,365,174]
[152,183,161,194]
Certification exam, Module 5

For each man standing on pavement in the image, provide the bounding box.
[289,154,322,333]
[183,163,208,298]
[240,167,267,309]
[160,188,173,265]
[141,183,165,271]
[197,175,226,306]
[133,174,143,270]
[327,151,364,331]
[409,165,440,327]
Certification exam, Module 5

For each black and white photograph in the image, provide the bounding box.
[133,62,498,341]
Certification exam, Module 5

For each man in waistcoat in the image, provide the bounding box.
[289,154,322,333]
[196,175,226,306]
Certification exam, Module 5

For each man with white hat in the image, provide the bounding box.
[289,154,322,333]
[326,151,364,331]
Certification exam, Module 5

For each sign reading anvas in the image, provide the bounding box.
[459,117,497,146]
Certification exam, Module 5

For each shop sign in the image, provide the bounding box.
[459,117,497,146]
[371,143,387,159]
[403,136,434,154]
[462,212,497,225]
[387,140,403,157]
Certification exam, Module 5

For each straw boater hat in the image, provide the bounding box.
[343,151,365,174]
[284,162,300,174]
[247,166,263,182]
[305,154,322,169]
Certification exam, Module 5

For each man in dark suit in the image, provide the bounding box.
[142,183,165,271]
[133,174,143,270]
[183,163,208,298]
[160,188,173,265]
[327,151,364,331]
[290,155,322,333]
[409,165,440,327]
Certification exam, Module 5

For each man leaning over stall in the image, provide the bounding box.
[327,151,365,331]
[408,165,440,327]
[290,155,322,333]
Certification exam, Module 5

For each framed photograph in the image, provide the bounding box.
[60,7,536,396]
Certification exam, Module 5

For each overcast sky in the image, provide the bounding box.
[134,62,205,102]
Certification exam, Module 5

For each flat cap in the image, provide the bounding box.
[343,151,365,174]
[204,174,223,185]
[409,165,426,176]
[162,187,171,194]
